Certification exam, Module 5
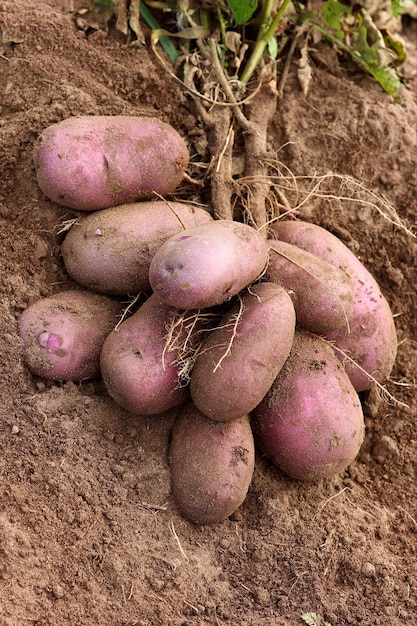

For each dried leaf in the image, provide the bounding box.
[297,46,312,97]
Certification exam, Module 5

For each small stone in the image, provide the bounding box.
[11,425,19,434]
[52,584,65,599]
[361,562,376,577]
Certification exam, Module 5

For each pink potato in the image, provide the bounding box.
[18,290,122,381]
[100,294,194,415]
[251,329,365,481]
[149,220,269,309]
[190,282,296,422]
[266,239,354,334]
[169,404,255,524]
[61,201,212,296]
[271,220,397,391]
[33,116,189,211]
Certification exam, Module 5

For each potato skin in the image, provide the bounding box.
[18,290,121,381]
[169,404,255,524]
[251,329,365,481]
[149,220,269,309]
[190,283,296,422]
[61,201,212,296]
[33,116,189,211]
[271,221,397,391]
[100,294,190,415]
[266,240,354,334]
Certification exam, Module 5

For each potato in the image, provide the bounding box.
[271,221,397,391]
[61,201,212,296]
[251,329,365,481]
[169,404,255,524]
[33,116,189,211]
[190,283,296,422]
[149,220,269,309]
[18,290,121,381]
[100,294,194,415]
[266,240,354,334]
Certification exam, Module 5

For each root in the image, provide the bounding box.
[269,170,415,237]
[114,293,145,332]
[163,308,219,386]
[320,338,409,409]
[212,295,244,373]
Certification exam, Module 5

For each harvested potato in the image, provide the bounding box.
[149,220,269,309]
[61,201,212,296]
[266,239,354,334]
[18,290,121,381]
[251,329,365,481]
[169,404,255,524]
[33,116,189,211]
[100,294,195,415]
[271,220,397,391]
[190,282,296,422]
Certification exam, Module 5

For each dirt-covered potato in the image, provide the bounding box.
[18,290,122,381]
[251,329,365,481]
[266,239,355,334]
[271,220,397,391]
[149,220,269,309]
[100,294,193,415]
[169,404,255,524]
[33,115,189,211]
[61,201,212,296]
[190,282,296,422]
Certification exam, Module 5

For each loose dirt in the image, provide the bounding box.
[0,2,416,625]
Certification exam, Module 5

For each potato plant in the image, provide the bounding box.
[19,13,404,524]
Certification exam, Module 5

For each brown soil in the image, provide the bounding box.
[0,2,416,625]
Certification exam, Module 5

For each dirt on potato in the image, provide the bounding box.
[0,1,416,625]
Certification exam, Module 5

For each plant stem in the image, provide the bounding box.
[240,0,292,84]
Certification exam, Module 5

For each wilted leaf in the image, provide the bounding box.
[297,46,312,96]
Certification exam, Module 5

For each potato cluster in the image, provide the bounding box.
[19,116,398,524]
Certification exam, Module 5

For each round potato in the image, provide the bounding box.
[169,404,255,524]
[61,201,212,296]
[271,220,397,391]
[18,290,122,381]
[33,115,189,211]
[190,282,296,422]
[149,220,269,310]
[251,329,365,481]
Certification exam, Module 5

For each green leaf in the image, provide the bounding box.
[322,0,351,38]
[139,2,179,64]
[391,0,404,18]
[301,612,332,626]
[225,0,258,26]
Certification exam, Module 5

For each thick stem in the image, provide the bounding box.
[207,107,234,220]
[240,0,292,85]
[242,74,278,233]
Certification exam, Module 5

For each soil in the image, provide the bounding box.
[0,2,416,625]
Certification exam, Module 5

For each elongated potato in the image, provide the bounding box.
[33,116,189,211]
[100,295,193,415]
[18,290,122,381]
[149,220,269,309]
[266,240,354,334]
[271,221,397,391]
[251,329,365,481]
[169,404,255,524]
[190,283,296,422]
[61,201,212,296]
